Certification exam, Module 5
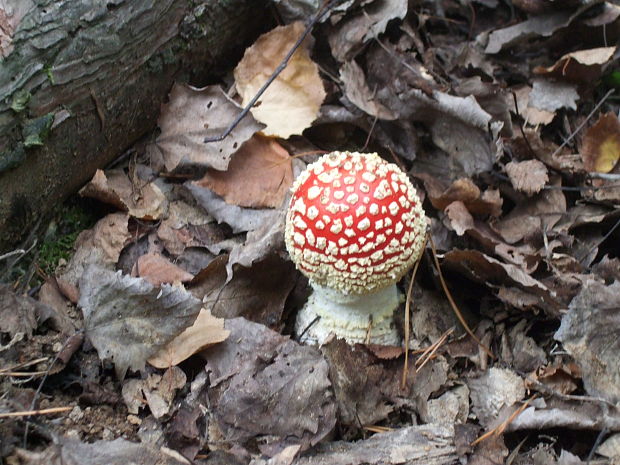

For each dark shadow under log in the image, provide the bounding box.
[0,0,270,252]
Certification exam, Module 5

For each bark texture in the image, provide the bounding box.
[0,0,269,252]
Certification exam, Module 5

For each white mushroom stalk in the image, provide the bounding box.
[285,151,426,345]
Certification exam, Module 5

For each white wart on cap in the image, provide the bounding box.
[285,151,426,295]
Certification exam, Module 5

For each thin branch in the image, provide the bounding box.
[204,1,336,144]
[401,231,428,390]
[550,89,614,159]
[0,406,72,419]
[428,234,495,360]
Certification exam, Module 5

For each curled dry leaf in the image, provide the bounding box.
[339,60,396,120]
[580,112,620,173]
[505,159,549,196]
[234,21,326,138]
[485,10,574,54]
[534,46,616,82]
[327,0,407,62]
[58,212,131,302]
[195,134,293,209]
[79,266,202,379]
[80,169,167,220]
[148,308,229,369]
[155,83,263,172]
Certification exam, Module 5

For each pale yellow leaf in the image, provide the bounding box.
[234,22,326,138]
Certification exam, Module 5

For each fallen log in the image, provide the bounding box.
[0,0,268,252]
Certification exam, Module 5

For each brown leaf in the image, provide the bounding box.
[419,175,503,217]
[327,0,408,62]
[505,159,549,196]
[443,249,560,314]
[155,83,263,172]
[148,308,229,369]
[132,252,194,286]
[79,266,202,379]
[491,183,565,244]
[320,338,393,427]
[534,46,616,82]
[80,169,167,220]
[555,279,620,403]
[202,317,336,453]
[196,134,293,209]
[0,284,41,339]
[58,212,131,301]
[339,60,396,120]
[234,22,325,138]
[445,201,475,236]
[580,112,620,173]
[192,254,296,328]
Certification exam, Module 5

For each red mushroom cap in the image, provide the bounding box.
[285,151,426,294]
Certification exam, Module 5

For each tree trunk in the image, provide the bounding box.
[0,0,269,252]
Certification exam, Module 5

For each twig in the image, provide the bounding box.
[428,234,495,360]
[23,331,84,447]
[0,406,72,419]
[0,249,26,262]
[580,215,620,264]
[401,231,428,390]
[204,1,336,143]
[471,394,538,446]
[415,327,454,373]
[549,89,614,159]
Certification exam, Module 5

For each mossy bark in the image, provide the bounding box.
[0,0,269,252]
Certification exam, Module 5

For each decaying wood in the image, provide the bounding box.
[292,424,458,465]
[0,0,269,252]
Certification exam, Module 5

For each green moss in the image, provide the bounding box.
[22,113,54,147]
[37,202,99,276]
[11,90,32,113]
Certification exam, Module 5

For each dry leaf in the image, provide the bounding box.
[339,60,396,120]
[467,367,525,426]
[485,10,574,54]
[58,212,131,302]
[132,252,194,286]
[186,183,283,234]
[203,317,336,453]
[195,134,293,208]
[155,83,263,172]
[327,0,408,62]
[445,201,474,236]
[505,159,549,196]
[148,308,229,369]
[529,78,578,113]
[80,169,167,220]
[555,279,620,403]
[534,46,616,82]
[79,266,202,379]
[512,86,555,126]
[580,112,620,173]
[234,22,326,138]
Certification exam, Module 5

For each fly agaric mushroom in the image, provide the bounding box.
[285,151,426,345]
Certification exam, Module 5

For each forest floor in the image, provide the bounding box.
[2,1,620,464]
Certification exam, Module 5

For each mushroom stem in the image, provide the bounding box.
[295,283,400,346]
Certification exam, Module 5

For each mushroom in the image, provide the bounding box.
[285,151,427,345]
